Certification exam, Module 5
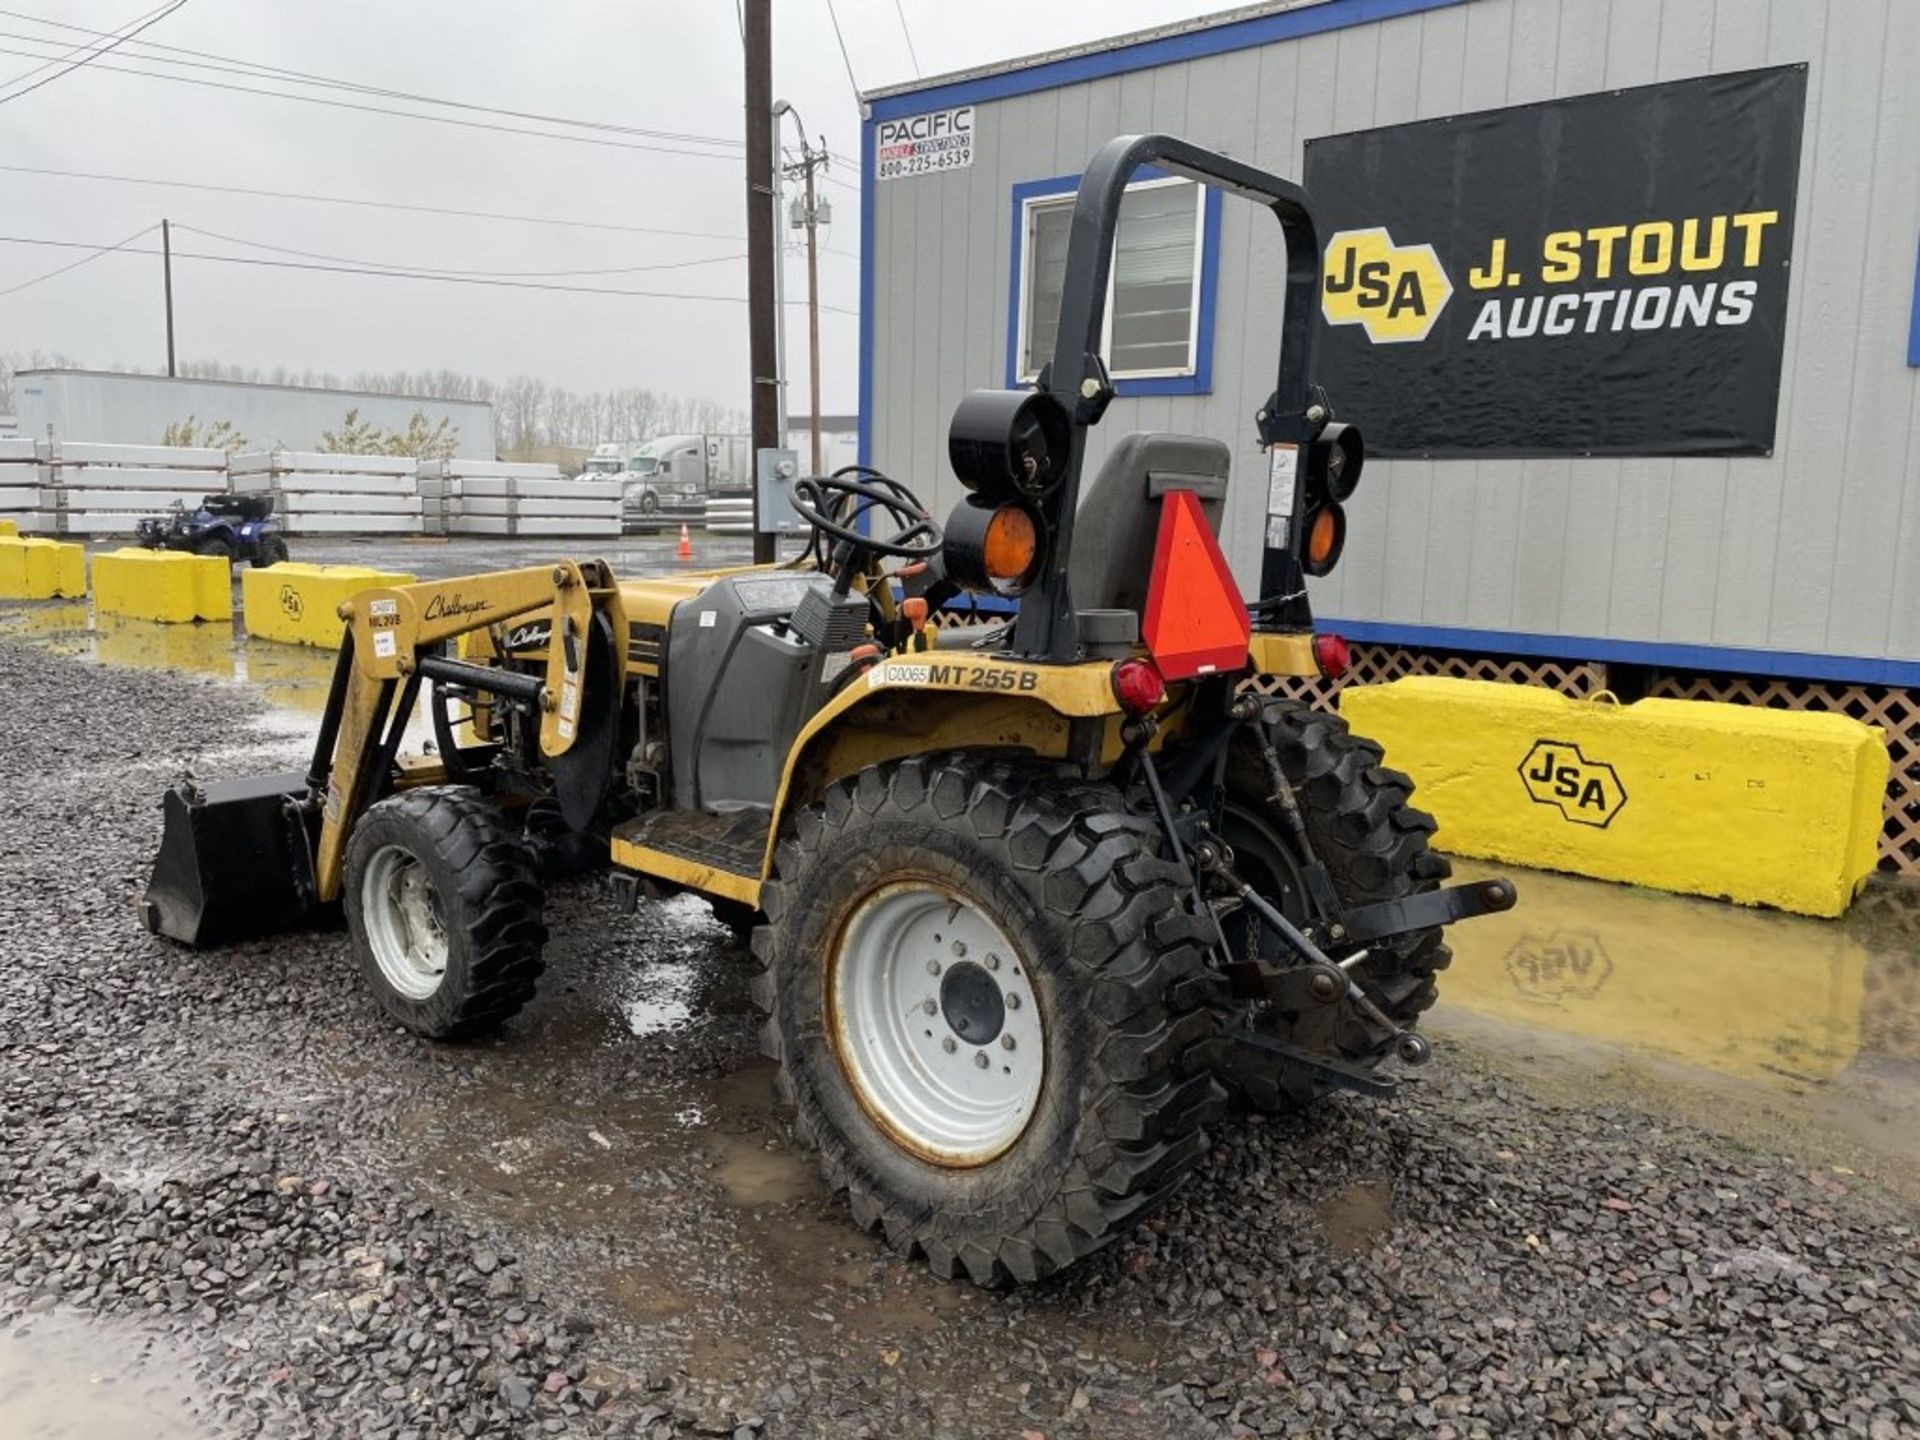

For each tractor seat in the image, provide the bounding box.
[1067,433,1231,617]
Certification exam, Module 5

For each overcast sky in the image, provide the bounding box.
[0,0,1226,416]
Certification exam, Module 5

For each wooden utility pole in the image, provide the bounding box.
[781,123,829,476]
[161,217,176,378]
[802,148,825,476]
[743,0,778,563]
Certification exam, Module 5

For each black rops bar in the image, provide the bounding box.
[1011,134,1324,663]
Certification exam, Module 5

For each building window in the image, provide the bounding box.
[1009,172,1219,395]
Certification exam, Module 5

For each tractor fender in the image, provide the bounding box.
[759,653,1127,878]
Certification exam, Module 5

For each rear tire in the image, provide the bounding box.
[752,755,1221,1286]
[343,786,547,1039]
[1207,701,1452,1111]
[252,537,290,568]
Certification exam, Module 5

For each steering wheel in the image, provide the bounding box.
[791,467,943,565]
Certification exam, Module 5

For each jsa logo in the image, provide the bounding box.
[1321,227,1453,343]
[1519,740,1627,828]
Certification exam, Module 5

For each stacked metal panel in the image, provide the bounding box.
[230,451,424,535]
[0,439,43,531]
[703,493,755,535]
[421,460,621,538]
[43,441,229,537]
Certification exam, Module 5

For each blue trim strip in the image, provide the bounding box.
[868,0,1467,121]
[927,601,1920,686]
[1318,618,1920,689]
[857,117,876,468]
[1003,169,1221,395]
[1909,233,1920,367]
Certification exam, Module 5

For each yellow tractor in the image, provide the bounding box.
[143,135,1514,1286]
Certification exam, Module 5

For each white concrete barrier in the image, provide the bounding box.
[41,441,228,537]
[231,451,423,535]
[421,460,621,537]
[0,438,44,532]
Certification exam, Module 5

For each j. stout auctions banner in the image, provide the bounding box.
[1302,67,1807,458]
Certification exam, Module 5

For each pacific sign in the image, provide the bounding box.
[876,106,975,182]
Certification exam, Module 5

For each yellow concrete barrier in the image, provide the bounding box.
[1340,677,1887,917]
[0,535,86,599]
[241,562,415,648]
[0,518,17,536]
[91,548,232,623]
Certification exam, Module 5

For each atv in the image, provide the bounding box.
[142,135,1515,1286]
[136,493,289,567]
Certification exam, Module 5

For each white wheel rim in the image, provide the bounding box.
[360,844,450,1001]
[829,882,1045,1167]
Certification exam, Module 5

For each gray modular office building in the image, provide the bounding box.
[856,0,1920,871]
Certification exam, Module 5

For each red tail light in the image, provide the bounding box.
[1312,632,1351,679]
[1111,658,1166,716]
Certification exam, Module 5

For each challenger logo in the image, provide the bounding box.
[422,592,489,623]
[1321,227,1453,343]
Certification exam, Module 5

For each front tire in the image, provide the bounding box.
[752,756,1221,1286]
[343,786,547,1039]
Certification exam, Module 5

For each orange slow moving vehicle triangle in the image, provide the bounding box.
[1141,488,1251,680]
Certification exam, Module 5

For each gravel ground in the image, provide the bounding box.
[2,629,1918,1439]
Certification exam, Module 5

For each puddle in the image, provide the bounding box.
[1442,861,1919,1083]
[709,1131,821,1207]
[1436,859,1920,1187]
[0,1312,213,1439]
[1315,1180,1394,1255]
[624,959,697,1037]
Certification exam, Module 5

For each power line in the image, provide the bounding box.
[820,0,863,101]
[0,7,745,150]
[890,0,922,78]
[0,221,155,297]
[172,223,747,279]
[0,232,859,313]
[0,161,749,242]
[0,0,184,105]
[0,40,739,160]
[0,0,167,90]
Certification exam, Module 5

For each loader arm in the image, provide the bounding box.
[312,560,620,902]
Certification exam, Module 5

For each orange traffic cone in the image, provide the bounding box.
[676,523,692,560]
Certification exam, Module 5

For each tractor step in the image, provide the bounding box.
[610,806,770,905]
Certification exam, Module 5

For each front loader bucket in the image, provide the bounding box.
[141,772,322,947]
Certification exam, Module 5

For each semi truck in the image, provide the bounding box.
[621,433,751,529]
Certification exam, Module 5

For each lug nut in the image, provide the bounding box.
[927,959,941,977]
[1005,993,1021,1011]
[1000,1035,1016,1051]
[984,953,1000,971]
[951,940,967,958]
[941,1036,957,1054]
[974,1051,990,1069]
[922,999,937,1016]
